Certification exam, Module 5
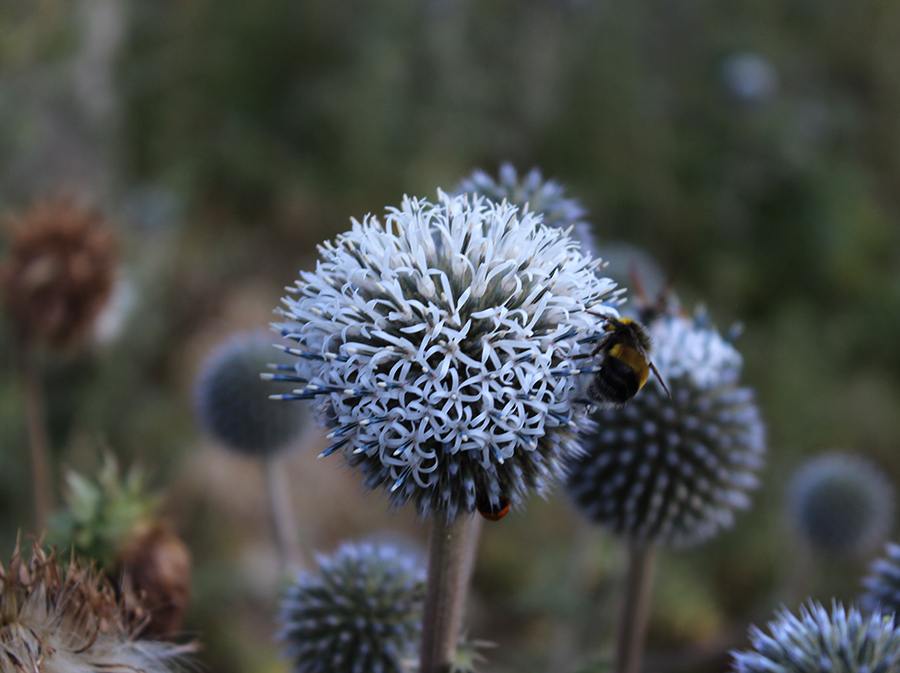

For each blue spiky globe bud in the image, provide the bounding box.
[567,310,766,548]
[861,543,900,615]
[274,192,620,520]
[731,601,900,673]
[787,452,896,559]
[455,163,597,255]
[195,331,305,456]
[278,542,425,673]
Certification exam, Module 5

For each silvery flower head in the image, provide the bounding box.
[567,307,766,548]
[454,163,596,256]
[273,191,619,519]
[278,542,425,673]
[787,451,896,559]
[861,542,900,615]
[195,331,306,457]
[731,601,900,673]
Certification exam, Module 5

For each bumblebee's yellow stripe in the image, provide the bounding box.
[609,344,650,390]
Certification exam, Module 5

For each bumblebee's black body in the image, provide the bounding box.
[583,316,668,406]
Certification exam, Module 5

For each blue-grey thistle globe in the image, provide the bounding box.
[272,192,620,519]
[195,331,306,456]
[861,543,900,616]
[566,310,766,548]
[787,452,896,559]
[455,163,597,255]
[730,601,900,673]
[278,542,425,673]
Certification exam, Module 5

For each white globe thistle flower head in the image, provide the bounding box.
[272,191,621,520]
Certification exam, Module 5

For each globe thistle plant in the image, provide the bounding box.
[567,308,766,548]
[0,543,191,673]
[730,601,900,673]
[273,191,619,520]
[861,542,900,616]
[279,542,425,673]
[454,163,596,255]
[195,331,306,457]
[786,452,896,559]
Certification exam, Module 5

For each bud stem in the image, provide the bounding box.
[18,347,53,531]
[615,540,657,673]
[419,514,480,673]
[264,455,304,573]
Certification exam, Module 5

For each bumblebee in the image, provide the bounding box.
[476,492,511,521]
[582,316,670,406]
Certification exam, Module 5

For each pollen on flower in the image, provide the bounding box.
[272,191,620,519]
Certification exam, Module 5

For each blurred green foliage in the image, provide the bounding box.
[3,0,900,672]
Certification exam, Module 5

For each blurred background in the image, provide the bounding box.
[2,0,900,671]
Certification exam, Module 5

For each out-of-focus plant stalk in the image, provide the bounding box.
[264,455,303,573]
[615,540,657,673]
[18,347,52,530]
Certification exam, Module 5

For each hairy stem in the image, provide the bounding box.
[264,455,304,573]
[19,347,53,531]
[615,540,657,673]
[419,514,479,673]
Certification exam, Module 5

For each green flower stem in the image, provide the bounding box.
[615,540,657,673]
[419,514,479,673]
[19,347,52,531]
[264,455,303,572]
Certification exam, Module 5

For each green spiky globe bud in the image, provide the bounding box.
[567,309,766,548]
[861,542,900,615]
[278,542,425,673]
[195,331,305,456]
[787,452,896,559]
[455,163,597,255]
[730,601,900,673]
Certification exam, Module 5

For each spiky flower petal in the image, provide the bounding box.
[278,542,425,673]
[455,163,596,254]
[567,309,766,548]
[0,544,190,673]
[861,542,900,616]
[787,451,896,559]
[195,331,306,456]
[274,192,619,519]
[0,198,117,347]
[730,601,900,673]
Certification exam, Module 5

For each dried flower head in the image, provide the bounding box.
[0,543,190,673]
[861,542,900,616]
[455,163,596,254]
[49,453,192,638]
[278,542,425,673]
[786,451,896,559]
[567,308,766,548]
[730,601,900,673]
[196,331,307,457]
[272,192,619,519]
[0,198,117,347]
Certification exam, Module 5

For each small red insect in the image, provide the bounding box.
[476,493,511,521]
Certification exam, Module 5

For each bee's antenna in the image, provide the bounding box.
[649,361,672,400]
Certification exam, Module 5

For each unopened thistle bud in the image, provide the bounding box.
[786,451,895,559]
[195,331,306,457]
[279,542,425,673]
[273,192,620,519]
[567,309,766,548]
[861,542,900,615]
[731,601,900,673]
[455,163,596,254]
